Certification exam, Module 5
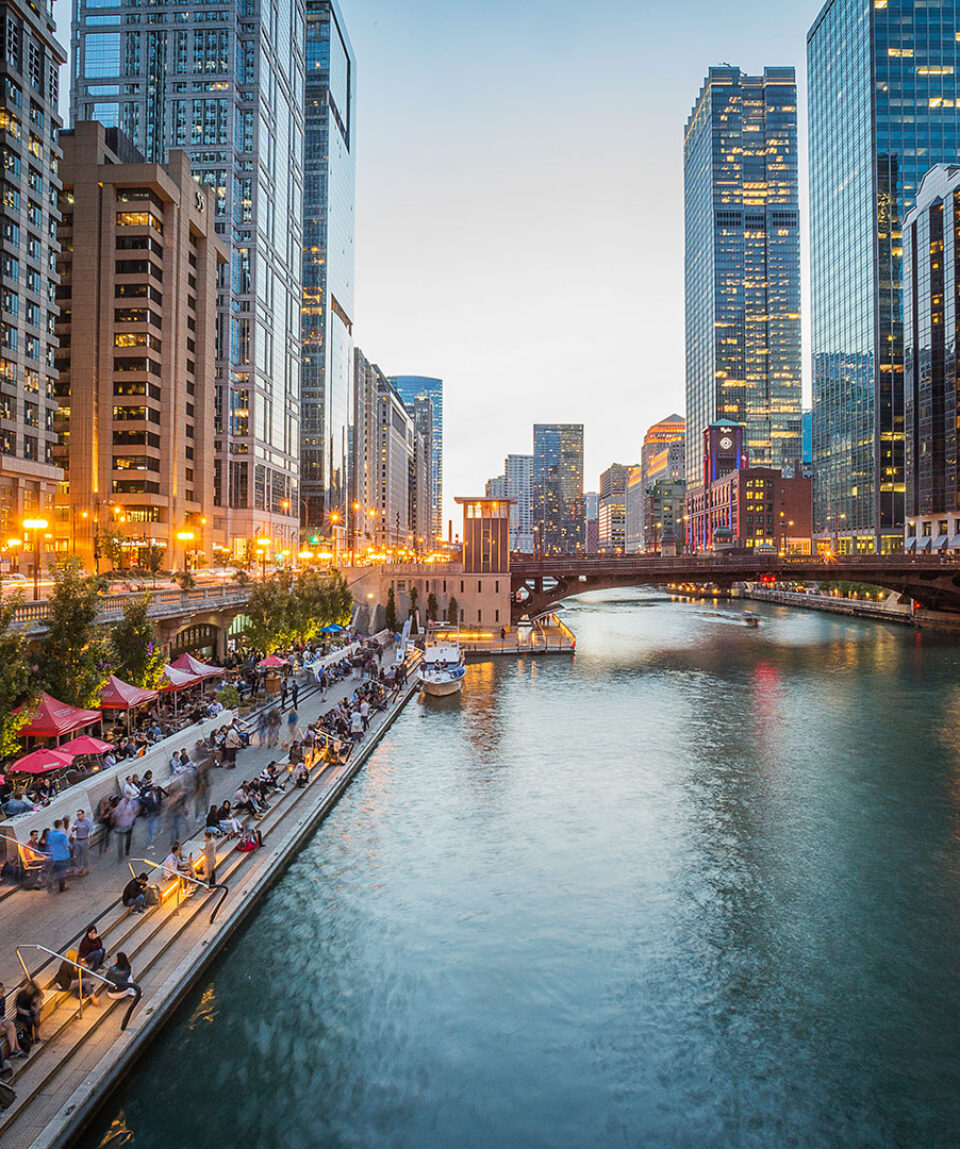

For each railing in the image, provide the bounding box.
[10,584,252,630]
[512,553,960,577]
[128,857,229,924]
[14,944,140,1029]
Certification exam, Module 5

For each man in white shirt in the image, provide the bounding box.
[162,842,192,891]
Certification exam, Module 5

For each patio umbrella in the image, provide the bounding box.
[318,624,344,634]
[10,747,76,774]
[59,735,114,756]
[257,655,287,668]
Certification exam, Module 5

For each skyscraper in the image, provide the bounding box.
[533,424,584,555]
[391,376,442,541]
[301,0,355,538]
[0,0,63,574]
[684,67,802,494]
[808,0,960,553]
[598,464,629,553]
[485,454,533,552]
[71,0,305,557]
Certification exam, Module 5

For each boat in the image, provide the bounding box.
[418,641,466,697]
[743,611,761,628]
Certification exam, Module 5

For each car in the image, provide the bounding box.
[4,573,26,582]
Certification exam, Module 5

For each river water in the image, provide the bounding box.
[83,592,960,1148]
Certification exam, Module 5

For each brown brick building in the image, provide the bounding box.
[53,122,227,570]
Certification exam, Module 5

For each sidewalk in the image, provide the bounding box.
[0,661,377,991]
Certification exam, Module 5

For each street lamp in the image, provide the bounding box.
[175,530,195,573]
[23,519,48,601]
[256,536,271,581]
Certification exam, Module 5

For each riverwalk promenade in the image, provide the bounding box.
[0,651,419,1149]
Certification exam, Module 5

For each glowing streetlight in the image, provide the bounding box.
[23,518,49,600]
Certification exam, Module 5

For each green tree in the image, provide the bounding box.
[36,558,110,708]
[244,574,296,653]
[426,592,438,622]
[385,585,397,631]
[408,584,418,624]
[110,596,165,688]
[0,593,36,758]
[99,527,125,571]
[145,543,166,578]
[446,595,459,626]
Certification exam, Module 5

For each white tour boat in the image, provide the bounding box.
[419,641,466,697]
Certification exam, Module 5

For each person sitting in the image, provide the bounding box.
[78,924,106,972]
[178,749,193,772]
[55,949,101,1006]
[122,872,149,914]
[2,790,32,817]
[102,749,117,769]
[15,980,42,1045]
[169,749,183,773]
[0,981,24,1059]
[103,953,140,1003]
[292,761,308,789]
[205,804,223,835]
[217,801,241,837]
[162,842,193,890]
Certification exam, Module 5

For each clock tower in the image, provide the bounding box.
[702,422,746,486]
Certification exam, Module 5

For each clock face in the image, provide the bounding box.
[719,436,733,450]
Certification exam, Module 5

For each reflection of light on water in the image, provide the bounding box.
[97,1112,134,1146]
[186,984,218,1030]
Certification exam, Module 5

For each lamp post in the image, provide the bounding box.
[256,536,271,581]
[175,530,195,574]
[23,518,48,601]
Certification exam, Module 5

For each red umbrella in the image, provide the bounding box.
[257,655,287,668]
[59,735,114,756]
[10,747,76,775]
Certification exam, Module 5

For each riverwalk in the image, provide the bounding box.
[0,656,419,1149]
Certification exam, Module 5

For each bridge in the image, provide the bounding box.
[510,553,960,621]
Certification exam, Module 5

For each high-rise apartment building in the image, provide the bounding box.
[684,67,801,495]
[808,0,960,553]
[71,0,305,557]
[640,414,685,492]
[301,0,355,537]
[598,463,629,553]
[903,164,960,552]
[391,375,442,541]
[484,453,533,552]
[0,0,63,575]
[55,123,227,570]
[533,423,584,555]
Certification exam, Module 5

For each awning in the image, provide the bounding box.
[9,747,76,774]
[159,665,202,692]
[934,535,949,551]
[99,674,159,710]
[917,537,932,552]
[905,537,918,552]
[170,653,225,679]
[949,535,960,551]
[16,692,101,738]
[59,735,113,756]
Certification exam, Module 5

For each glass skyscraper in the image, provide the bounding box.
[71,0,305,556]
[533,423,584,555]
[301,0,355,537]
[808,0,960,553]
[684,66,802,494]
[391,375,442,541]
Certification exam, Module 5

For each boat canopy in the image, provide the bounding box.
[423,643,461,665]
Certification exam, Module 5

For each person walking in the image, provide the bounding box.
[73,809,93,875]
[47,820,71,892]
[166,788,189,843]
[291,680,299,709]
[268,706,281,748]
[113,797,137,860]
[280,679,288,710]
[200,830,217,887]
[95,796,114,855]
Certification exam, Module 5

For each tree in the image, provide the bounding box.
[446,595,459,626]
[385,585,397,631]
[110,596,165,688]
[36,558,110,708]
[99,527,125,571]
[408,584,418,623]
[289,568,353,643]
[244,575,296,654]
[144,543,166,578]
[0,593,36,758]
[426,592,438,622]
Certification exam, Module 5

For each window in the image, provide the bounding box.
[116,210,163,233]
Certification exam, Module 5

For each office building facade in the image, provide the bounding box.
[391,375,443,541]
[71,0,305,557]
[903,164,960,552]
[301,0,355,537]
[598,463,629,553]
[0,0,63,575]
[684,67,802,494]
[808,0,960,552]
[55,123,227,570]
[485,453,533,552]
[533,424,584,554]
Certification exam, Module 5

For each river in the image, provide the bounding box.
[83,592,960,1148]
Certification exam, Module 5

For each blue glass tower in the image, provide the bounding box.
[390,376,442,541]
[71,0,306,557]
[808,0,960,553]
[684,67,802,495]
[301,0,355,537]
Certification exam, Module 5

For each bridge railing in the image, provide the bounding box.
[10,584,252,630]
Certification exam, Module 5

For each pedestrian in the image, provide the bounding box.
[225,724,242,766]
[291,680,299,709]
[287,707,298,738]
[78,923,106,971]
[96,796,114,855]
[166,789,188,843]
[281,679,288,709]
[113,796,137,860]
[256,707,268,746]
[73,808,93,875]
[200,830,217,887]
[47,819,71,892]
[193,759,211,822]
[268,706,281,748]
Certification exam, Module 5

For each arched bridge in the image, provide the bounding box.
[511,553,960,622]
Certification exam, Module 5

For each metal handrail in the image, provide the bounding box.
[14,944,140,1030]
[0,833,44,872]
[128,857,228,924]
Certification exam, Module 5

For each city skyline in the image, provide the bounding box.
[50,0,821,523]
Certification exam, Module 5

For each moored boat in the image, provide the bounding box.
[419,641,465,697]
[743,611,760,628]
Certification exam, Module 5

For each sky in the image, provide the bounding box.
[53,0,823,526]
